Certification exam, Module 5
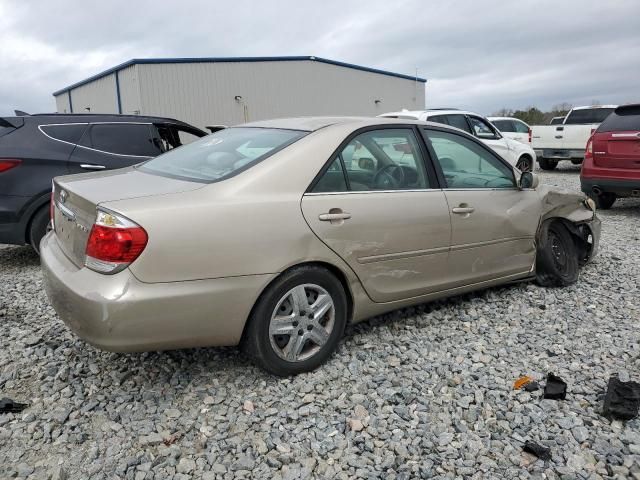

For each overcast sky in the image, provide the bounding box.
[1,0,639,117]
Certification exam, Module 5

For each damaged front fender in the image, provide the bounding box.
[536,184,601,265]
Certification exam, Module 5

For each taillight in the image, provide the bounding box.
[84,209,148,274]
[528,128,532,144]
[585,137,593,159]
[0,158,21,173]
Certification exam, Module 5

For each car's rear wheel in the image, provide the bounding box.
[535,221,579,287]
[588,192,616,210]
[538,157,558,170]
[28,205,50,255]
[242,266,347,376]
[516,155,533,172]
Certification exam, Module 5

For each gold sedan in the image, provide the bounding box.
[41,117,600,375]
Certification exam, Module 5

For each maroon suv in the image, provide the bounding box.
[581,104,640,209]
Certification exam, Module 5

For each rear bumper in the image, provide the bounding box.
[580,177,640,196]
[535,149,584,160]
[40,232,275,352]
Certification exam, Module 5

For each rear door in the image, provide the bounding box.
[301,126,452,302]
[68,122,162,173]
[593,105,640,170]
[421,127,540,285]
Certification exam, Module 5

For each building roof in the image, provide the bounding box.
[52,56,427,96]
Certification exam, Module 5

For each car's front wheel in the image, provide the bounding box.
[535,221,579,287]
[538,157,558,170]
[516,155,534,172]
[243,266,347,376]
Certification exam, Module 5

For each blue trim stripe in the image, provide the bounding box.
[114,70,122,114]
[52,56,427,96]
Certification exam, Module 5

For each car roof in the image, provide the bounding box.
[20,113,201,129]
[379,109,481,119]
[487,116,529,123]
[239,116,429,132]
[571,105,618,110]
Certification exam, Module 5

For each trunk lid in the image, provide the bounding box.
[52,167,205,266]
[593,131,640,169]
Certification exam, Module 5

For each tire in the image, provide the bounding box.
[28,205,50,255]
[588,192,616,210]
[538,157,558,171]
[516,155,534,172]
[535,221,579,287]
[242,266,348,376]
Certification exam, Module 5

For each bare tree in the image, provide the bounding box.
[491,107,514,117]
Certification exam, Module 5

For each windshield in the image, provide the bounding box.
[140,127,306,182]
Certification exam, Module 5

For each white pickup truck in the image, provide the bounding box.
[532,105,616,170]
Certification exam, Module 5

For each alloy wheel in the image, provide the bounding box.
[269,284,335,362]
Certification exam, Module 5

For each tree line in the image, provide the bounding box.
[491,103,575,125]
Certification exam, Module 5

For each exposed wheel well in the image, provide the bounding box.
[239,261,355,344]
[537,217,593,266]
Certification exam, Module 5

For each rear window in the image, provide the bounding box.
[140,127,307,182]
[596,105,640,132]
[41,124,88,144]
[564,108,616,125]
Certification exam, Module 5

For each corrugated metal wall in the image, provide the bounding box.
[55,94,71,113]
[136,60,425,128]
[54,60,425,129]
[117,64,141,115]
[66,73,119,114]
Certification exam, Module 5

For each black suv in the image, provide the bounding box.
[0,113,206,252]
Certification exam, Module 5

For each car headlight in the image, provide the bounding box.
[584,197,596,211]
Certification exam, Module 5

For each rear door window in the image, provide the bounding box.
[513,120,530,133]
[564,108,616,124]
[40,124,88,144]
[596,105,640,132]
[428,115,450,126]
[85,123,161,156]
[445,115,473,134]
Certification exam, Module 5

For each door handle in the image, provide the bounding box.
[452,206,475,214]
[554,135,563,139]
[80,164,106,170]
[319,212,352,221]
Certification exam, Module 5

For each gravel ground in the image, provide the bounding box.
[1,164,639,480]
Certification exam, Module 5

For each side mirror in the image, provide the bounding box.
[358,158,375,171]
[520,171,539,189]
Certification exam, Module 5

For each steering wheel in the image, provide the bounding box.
[373,164,405,189]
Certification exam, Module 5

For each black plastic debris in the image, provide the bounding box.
[523,440,551,461]
[0,397,28,414]
[543,373,567,400]
[602,376,640,421]
[524,381,540,392]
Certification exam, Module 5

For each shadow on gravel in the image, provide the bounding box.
[0,245,39,268]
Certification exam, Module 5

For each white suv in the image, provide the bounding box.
[379,109,537,172]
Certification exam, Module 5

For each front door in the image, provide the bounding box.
[422,127,541,286]
[301,127,452,303]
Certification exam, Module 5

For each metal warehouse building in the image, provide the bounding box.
[52,56,426,129]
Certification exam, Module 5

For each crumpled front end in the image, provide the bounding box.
[537,184,601,265]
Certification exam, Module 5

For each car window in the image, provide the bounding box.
[141,127,306,182]
[491,120,515,132]
[596,105,640,132]
[428,115,449,126]
[154,125,204,152]
[40,124,88,144]
[312,129,430,192]
[513,120,530,133]
[424,129,515,189]
[87,124,161,156]
[444,115,472,134]
[564,108,616,124]
[467,116,499,139]
[312,158,348,193]
[550,117,564,125]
